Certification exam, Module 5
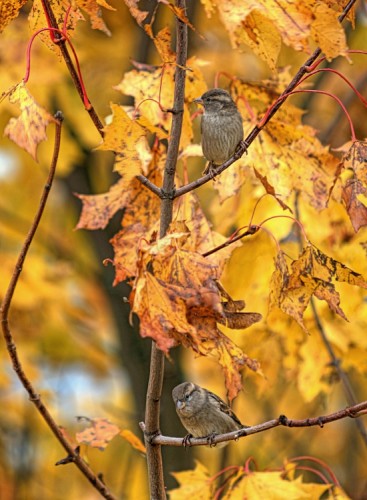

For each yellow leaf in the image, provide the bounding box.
[120,429,146,454]
[310,2,347,61]
[29,0,84,50]
[224,470,330,499]
[170,461,213,500]
[144,25,176,63]
[4,82,55,161]
[97,103,151,180]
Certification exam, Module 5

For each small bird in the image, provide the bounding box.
[194,88,244,176]
[172,382,244,447]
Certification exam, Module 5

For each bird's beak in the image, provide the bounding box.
[194,97,203,106]
[176,400,185,410]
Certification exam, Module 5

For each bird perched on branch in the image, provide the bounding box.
[194,88,244,176]
[172,382,245,447]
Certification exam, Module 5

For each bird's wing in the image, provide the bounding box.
[207,391,243,427]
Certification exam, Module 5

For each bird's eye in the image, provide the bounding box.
[206,97,212,102]
[185,393,191,401]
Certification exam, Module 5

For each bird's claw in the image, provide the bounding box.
[206,433,218,448]
[182,434,193,447]
[238,139,249,155]
[203,162,217,180]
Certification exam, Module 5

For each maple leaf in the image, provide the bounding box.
[339,140,367,231]
[131,233,261,400]
[4,82,55,161]
[0,0,27,32]
[224,470,331,499]
[115,56,208,149]
[144,25,176,63]
[29,0,84,51]
[203,79,338,206]
[201,0,347,70]
[76,417,120,451]
[270,245,367,331]
[170,461,213,500]
[97,103,151,181]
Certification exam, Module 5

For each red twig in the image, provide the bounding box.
[300,68,367,107]
[24,27,91,109]
[258,89,356,141]
[289,456,340,486]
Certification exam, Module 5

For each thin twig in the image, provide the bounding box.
[140,401,367,447]
[0,115,116,500]
[143,1,188,498]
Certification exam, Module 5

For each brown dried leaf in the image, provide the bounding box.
[342,178,367,232]
[131,234,261,400]
[270,245,367,330]
[123,0,148,26]
[339,141,367,231]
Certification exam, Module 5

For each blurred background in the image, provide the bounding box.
[1,1,367,498]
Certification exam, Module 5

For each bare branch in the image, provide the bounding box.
[0,116,116,499]
[142,401,367,447]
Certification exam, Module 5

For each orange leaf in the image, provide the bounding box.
[131,233,261,400]
[120,429,146,454]
[76,417,120,450]
[0,0,27,32]
[4,82,55,161]
[77,0,115,35]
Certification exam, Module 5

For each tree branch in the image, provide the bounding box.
[141,400,367,447]
[143,2,188,498]
[172,0,357,199]
[0,116,116,499]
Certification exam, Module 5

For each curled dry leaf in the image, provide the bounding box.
[270,244,367,331]
[339,140,367,231]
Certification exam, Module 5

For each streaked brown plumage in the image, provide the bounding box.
[194,88,244,175]
[172,382,244,447]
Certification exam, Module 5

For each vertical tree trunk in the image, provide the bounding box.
[144,1,188,498]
